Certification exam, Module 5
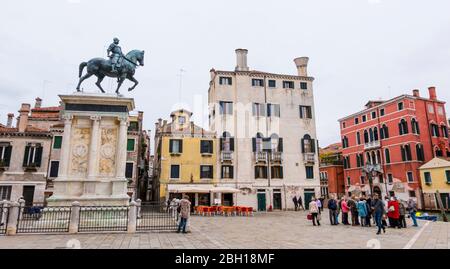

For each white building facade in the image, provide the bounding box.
[208,49,321,211]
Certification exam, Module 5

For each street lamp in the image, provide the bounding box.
[362,164,376,196]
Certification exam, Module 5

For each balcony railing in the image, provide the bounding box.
[254,152,268,163]
[364,140,380,150]
[220,151,233,162]
[303,153,315,163]
[270,152,283,163]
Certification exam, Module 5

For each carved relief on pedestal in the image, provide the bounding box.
[70,128,91,176]
[99,128,117,176]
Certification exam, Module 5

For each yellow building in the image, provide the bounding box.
[153,109,218,206]
[419,157,450,210]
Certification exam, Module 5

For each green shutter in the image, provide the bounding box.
[4,146,12,167]
[179,140,183,153]
[169,139,173,153]
[127,139,135,151]
[23,145,30,166]
[53,136,62,149]
[34,146,43,167]
[446,170,450,183]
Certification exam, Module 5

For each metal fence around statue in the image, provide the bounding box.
[16,205,71,233]
[136,202,178,232]
[78,206,129,232]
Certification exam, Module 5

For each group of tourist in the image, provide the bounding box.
[308,194,419,235]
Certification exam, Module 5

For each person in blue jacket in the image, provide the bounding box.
[357,197,368,226]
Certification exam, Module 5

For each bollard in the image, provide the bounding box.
[6,202,20,235]
[69,201,81,234]
[136,199,142,219]
[1,200,9,227]
[127,201,137,233]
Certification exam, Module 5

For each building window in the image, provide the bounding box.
[200,165,213,179]
[431,124,439,137]
[398,102,404,111]
[424,172,432,185]
[407,171,414,182]
[362,115,367,122]
[360,176,365,184]
[282,81,294,89]
[409,190,416,197]
[252,79,264,87]
[178,116,186,125]
[380,108,385,116]
[305,166,314,179]
[385,148,391,164]
[200,140,213,154]
[347,177,351,186]
[125,162,133,179]
[169,139,183,154]
[416,144,424,161]
[427,104,434,113]
[302,135,316,153]
[268,80,276,88]
[371,111,377,119]
[267,104,281,117]
[299,105,312,119]
[219,76,232,85]
[53,136,62,149]
[446,170,450,184]
[300,82,308,90]
[0,186,12,200]
[437,106,444,115]
[401,144,412,161]
[435,148,443,157]
[342,122,346,128]
[387,174,393,184]
[127,139,135,151]
[255,166,268,179]
[399,119,409,135]
[441,125,448,138]
[354,117,359,125]
[128,121,139,132]
[0,143,12,168]
[23,143,43,168]
[49,161,59,178]
[380,124,389,139]
[219,101,233,115]
[356,132,361,145]
[221,165,234,179]
[252,103,267,117]
[411,119,420,134]
[170,165,180,179]
[271,166,283,179]
[220,132,234,152]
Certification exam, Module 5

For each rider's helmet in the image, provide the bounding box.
[113,37,120,44]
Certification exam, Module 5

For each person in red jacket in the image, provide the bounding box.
[387,197,401,229]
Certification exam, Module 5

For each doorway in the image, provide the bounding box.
[304,189,315,210]
[22,186,35,207]
[257,191,266,211]
[273,190,282,210]
[222,193,233,206]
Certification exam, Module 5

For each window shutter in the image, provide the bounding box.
[35,146,43,167]
[301,139,305,153]
[399,123,403,135]
[4,146,12,167]
[264,166,268,178]
[23,145,30,166]
[220,138,223,151]
[307,107,312,118]
[254,166,258,178]
[209,141,213,153]
[169,140,173,153]
[252,138,256,152]
[221,166,224,178]
[311,139,316,153]
[179,140,183,153]
[230,166,234,179]
[200,141,204,153]
[271,167,274,178]
[278,138,283,152]
[299,106,303,118]
[280,167,284,178]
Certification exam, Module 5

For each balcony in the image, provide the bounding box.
[303,153,315,163]
[270,152,283,163]
[254,151,268,163]
[221,151,233,162]
[0,160,8,172]
[364,140,381,150]
[23,163,39,172]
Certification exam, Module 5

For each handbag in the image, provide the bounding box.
[307,213,312,220]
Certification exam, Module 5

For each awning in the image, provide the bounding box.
[211,187,241,193]
[167,185,213,193]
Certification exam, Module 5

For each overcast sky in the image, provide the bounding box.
[1,0,449,148]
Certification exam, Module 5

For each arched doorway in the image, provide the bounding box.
[373,186,382,197]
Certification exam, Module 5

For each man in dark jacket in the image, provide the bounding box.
[298,196,304,211]
[328,196,338,225]
[371,194,386,235]
[293,196,298,211]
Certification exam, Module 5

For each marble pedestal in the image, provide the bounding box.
[47,92,135,206]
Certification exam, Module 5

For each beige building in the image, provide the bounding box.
[208,49,320,210]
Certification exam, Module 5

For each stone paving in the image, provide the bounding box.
[0,210,449,249]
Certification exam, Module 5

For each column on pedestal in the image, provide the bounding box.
[58,114,73,179]
[87,116,101,180]
[113,116,128,195]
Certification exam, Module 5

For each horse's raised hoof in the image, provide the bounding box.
[128,88,133,92]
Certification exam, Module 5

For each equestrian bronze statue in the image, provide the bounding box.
[76,38,145,95]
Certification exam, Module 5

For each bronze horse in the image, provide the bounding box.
[76,50,145,94]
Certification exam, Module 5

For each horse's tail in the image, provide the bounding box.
[79,62,88,78]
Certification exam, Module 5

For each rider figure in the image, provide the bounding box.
[107,37,123,73]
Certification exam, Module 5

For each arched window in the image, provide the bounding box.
[381,124,389,139]
[416,144,424,161]
[431,123,439,137]
[441,125,449,138]
[371,152,376,164]
[411,119,420,134]
[356,132,361,145]
[342,136,349,148]
[253,132,264,152]
[221,131,233,151]
[374,127,379,141]
[364,130,369,144]
[302,134,315,153]
[270,133,283,152]
[377,150,381,164]
[366,152,371,165]
[402,144,412,161]
[435,147,443,157]
[399,119,409,135]
[369,129,374,142]
[385,148,391,164]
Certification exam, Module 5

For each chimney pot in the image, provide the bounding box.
[35,97,42,108]
[428,86,437,100]
[235,49,249,72]
[412,89,420,97]
[7,113,14,128]
[18,103,31,132]
[294,57,309,76]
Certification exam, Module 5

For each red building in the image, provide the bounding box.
[338,87,449,208]
[319,143,345,199]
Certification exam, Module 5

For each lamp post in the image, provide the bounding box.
[362,164,374,196]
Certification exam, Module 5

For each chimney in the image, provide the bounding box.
[412,89,420,97]
[35,97,42,108]
[294,57,309,76]
[235,49,249,72]
[17,103,31,132]
[428,86,437,100]
[6,113,14,128]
